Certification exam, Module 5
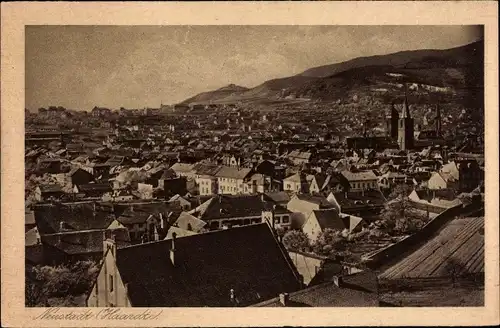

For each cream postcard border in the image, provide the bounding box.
[1,1,499,327]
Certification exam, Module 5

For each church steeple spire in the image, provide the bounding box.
[435,103,442,136]
[397,83,414,151]
[402,83,411,118]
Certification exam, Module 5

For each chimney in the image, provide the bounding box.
[103,230,117,256]
[333,275,344,288]
[153,225,159,241]
[170,232,177,266]
[279,293,289,306]
[160,213,165,229]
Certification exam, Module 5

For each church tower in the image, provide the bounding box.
[386,103,399,139]
[435,104,442,137]
[397,85,414,150]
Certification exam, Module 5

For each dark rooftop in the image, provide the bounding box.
[115,223,302,306]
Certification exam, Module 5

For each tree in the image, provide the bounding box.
[313,228,349,257]
[379,185,427,235]
[282,230,310,252]
[26,260,99,307]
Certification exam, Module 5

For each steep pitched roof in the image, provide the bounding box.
[340,213,364,232]
[165,226,198,240]
[294,194,334,208]
[308,208,343,231]
[174,212,207,232]
[115,223,302,306]
[284,172,306,183]
[307,208,363,233]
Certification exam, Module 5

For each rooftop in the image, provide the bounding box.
[115,223,302,306]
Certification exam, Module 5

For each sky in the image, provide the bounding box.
[25,25,483,110]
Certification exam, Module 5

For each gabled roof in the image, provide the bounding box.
[265,191,292,204]
[114,223,302,306]
[214,166,252,179]
[160,168,178,180]
[308,208,343,231]
[306,174,329,190]
[293,194,334,209]
[34,202,116,234]
[170,162,195,173]
[116,208,154,225]
[341,170,377,182]
[192,163,222,176]
[174,212,207,232]
[41,228,130,255]
[413,188,456,201]
[284,172,306,183]
[164,226,198,240]
[192,194,290,221]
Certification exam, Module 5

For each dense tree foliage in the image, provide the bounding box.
[312,228,349,257]
[282,230,310,252]
[26,260,99,307]
[378,185,428,235]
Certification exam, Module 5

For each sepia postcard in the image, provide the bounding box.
[1,1,499,327]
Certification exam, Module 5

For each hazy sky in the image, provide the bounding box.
[26,25,482,110]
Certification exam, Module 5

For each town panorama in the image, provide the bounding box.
[25,26,485,308]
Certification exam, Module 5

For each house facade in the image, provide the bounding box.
[86,237,131,307]
[215,166,252,195]
[340,170,378,191]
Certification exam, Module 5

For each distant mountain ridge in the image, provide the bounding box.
[181,84,249,104]
[180,40,483,105]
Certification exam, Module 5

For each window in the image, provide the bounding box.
[283,215,290,223]
[109,274,114,292]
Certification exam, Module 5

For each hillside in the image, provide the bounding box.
[299,41,483,78]
[180,40,483,107]
[181,84,249,104]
